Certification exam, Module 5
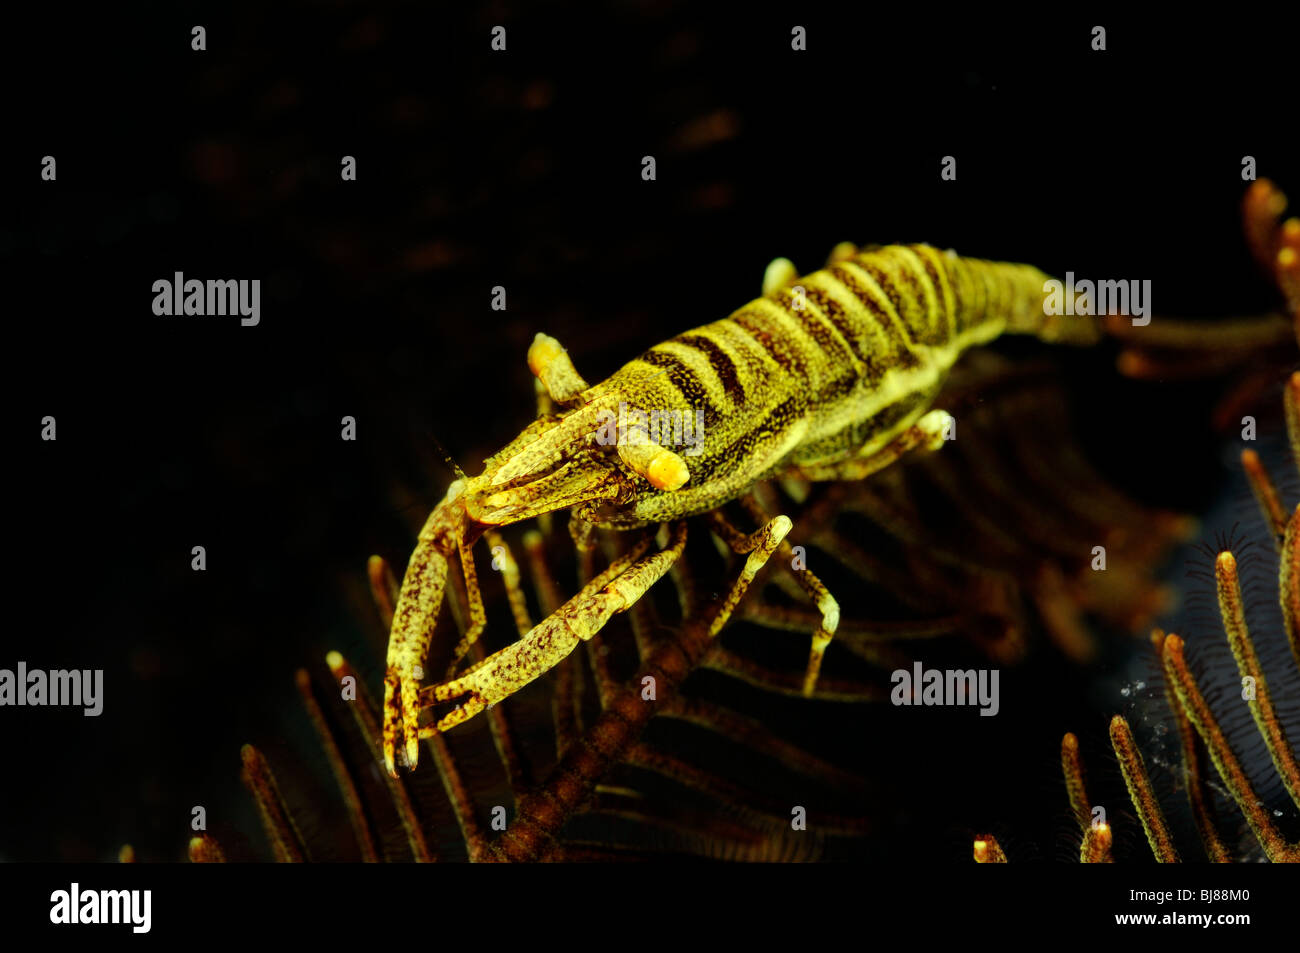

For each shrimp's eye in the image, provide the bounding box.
[618,441,689,490]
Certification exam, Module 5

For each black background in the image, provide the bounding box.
[3,2,1297,865]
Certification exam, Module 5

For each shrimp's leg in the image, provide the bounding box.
[527,333,590,406]
[701,512,793,639]
[762,243,856,297]
[785,409,953,483]
[418,523,688,736]
[709,505,839,697]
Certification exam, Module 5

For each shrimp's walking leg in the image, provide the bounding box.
[785,409,953,483]
[710,505,839,696]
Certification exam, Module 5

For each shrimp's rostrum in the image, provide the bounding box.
[382,243,1100,775]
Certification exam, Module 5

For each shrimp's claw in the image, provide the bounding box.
[382,666,423,776]
[381,487,464,775]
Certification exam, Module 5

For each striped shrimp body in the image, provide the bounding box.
[382,242,1099,775]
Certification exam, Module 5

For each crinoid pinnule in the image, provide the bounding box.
[977,179,1300,863]
[1102,178,1299,422]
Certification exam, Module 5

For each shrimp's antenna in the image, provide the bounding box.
[425,430,468,481]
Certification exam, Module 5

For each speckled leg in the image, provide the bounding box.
[416,523,688,737]
[711,504,838,696]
